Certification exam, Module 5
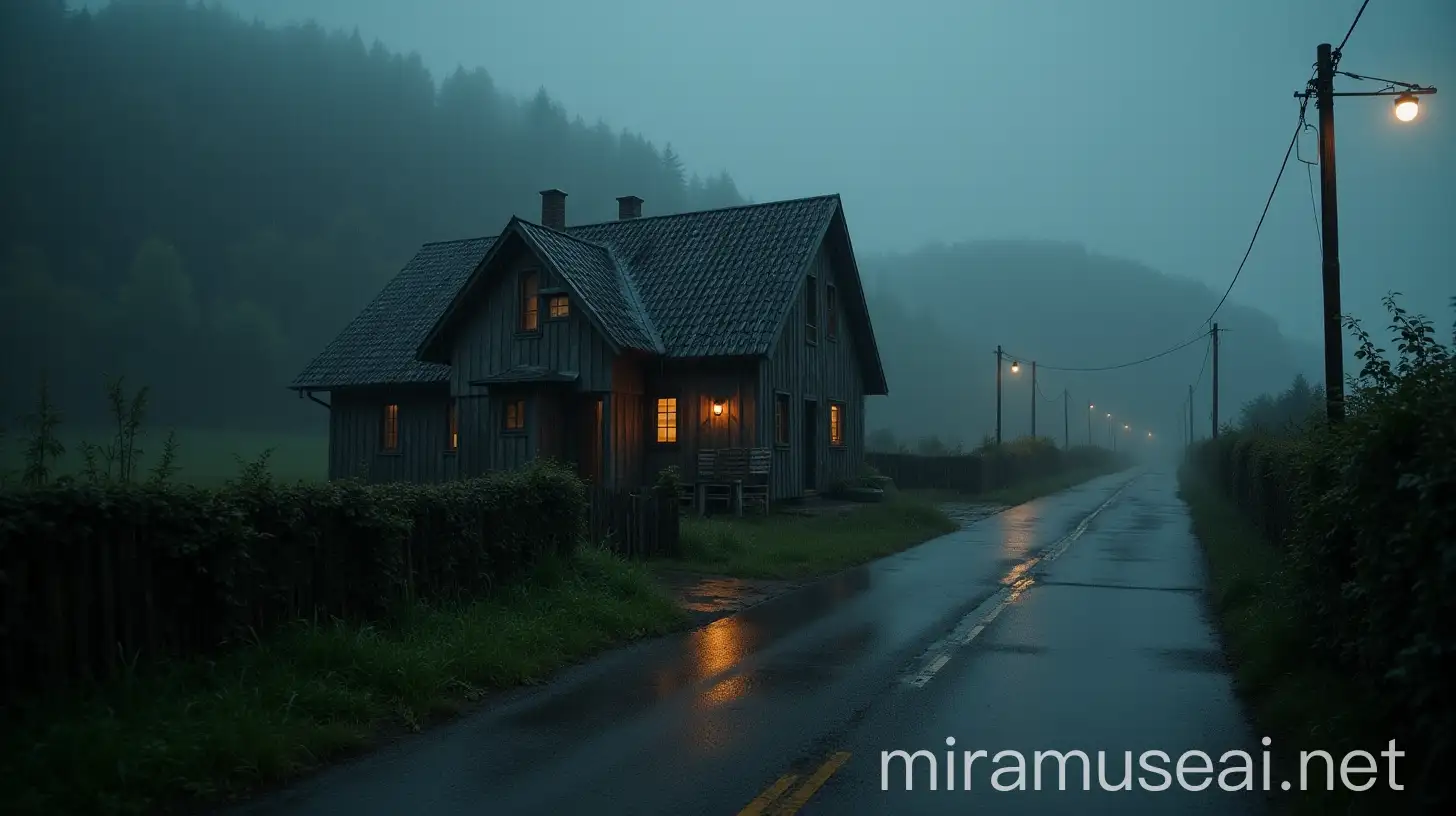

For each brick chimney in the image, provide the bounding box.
[539,189,567,229]
[616,195,643,220]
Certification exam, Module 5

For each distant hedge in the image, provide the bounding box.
[1184,297,1456,805]
[0,459,585,701]
[866,439,1125,494]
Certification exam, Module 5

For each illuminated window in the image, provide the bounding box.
[655,397,678,443]
[520,271,539,331]
[504,399,526,432]
[547,294,569,319]
[775,393,790,446]
[829,402,844,447]
[826,285,838,340]
[447,402,458,451]
[381,404,399,451]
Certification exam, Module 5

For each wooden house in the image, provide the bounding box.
[290,190,888,501]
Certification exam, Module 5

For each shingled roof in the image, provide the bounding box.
[291,194,887,392]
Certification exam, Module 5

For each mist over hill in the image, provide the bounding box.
[0,1,1321,445]
[860,240,1322,447]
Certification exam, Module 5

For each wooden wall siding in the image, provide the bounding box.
[457,393,531,478]
[449,242,617,398]
[759,241,868,499]
[328,386,453,483]
[608,391,645,488]
[641,359,759,484]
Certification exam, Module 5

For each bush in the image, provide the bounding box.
[1185,296,1456,806]
[0,459,586,702]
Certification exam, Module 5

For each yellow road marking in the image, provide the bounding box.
[770,751,852,815]
[736,772,798,816]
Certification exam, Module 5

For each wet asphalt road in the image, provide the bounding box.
[226,468,1264,816]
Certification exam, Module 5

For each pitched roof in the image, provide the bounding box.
[290,237,493,389]
[291,194,886,392]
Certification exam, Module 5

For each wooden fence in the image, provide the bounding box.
[585,486,681,559]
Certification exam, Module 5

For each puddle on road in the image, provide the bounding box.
[939,502,1009,528]
[658,572,803,617]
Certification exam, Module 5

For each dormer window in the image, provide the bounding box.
[519,270,539,332]
[547,294,569,319]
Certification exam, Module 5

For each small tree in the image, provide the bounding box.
[21,373,65,486]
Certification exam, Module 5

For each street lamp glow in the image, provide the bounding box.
[1106,413,1112,419]
[1124,424,1130,430]
[1394,93,1420,122]
[1147,431,1153,438]
[1089,404,1095,410]
[1010,361,1020,374]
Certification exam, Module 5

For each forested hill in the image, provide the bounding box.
[860,241,1323,449]
[0,0,745,429]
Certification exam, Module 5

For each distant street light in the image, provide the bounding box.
[1147,430,1154,439]
[1010,361,1020,374]
[1087,403,1095,446]
[1297,46,1436,423]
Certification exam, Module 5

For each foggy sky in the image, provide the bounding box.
[104,0,1454,347]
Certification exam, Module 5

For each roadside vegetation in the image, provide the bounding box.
[1180,295,1456,813]
[669,494,958,580]
[0,380,687,816]
[668,440,1127,580]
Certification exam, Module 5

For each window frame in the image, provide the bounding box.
[829,401,846,448]
[380,403,400,453]
[503,398,527,434]
[826,284,838,341]
[653,396,680,445]
[805,273,819,345]
[546,293,570,320]
[517,269,540,334]
[446,401,458,453]
[774,391,791,447]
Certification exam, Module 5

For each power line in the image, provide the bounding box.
[1200,95,1306,330]
[1001,97,1305,375]
[1335,0,1373,58]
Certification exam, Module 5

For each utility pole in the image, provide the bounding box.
[995,345,1003,446]
[1063,389,1069,450]
[1087,405,1093,447]
[1315,42,1346,424]
[1188,384,1195,445]
[1030,361,1037,438]
[1211,323,1220,439]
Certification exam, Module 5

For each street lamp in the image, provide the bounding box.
[1393,93,1420,122]
[1009,361,1020,374]
[1297,48,1436,424]
[1087,403,1095,447]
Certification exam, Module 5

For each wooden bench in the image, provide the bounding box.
[694,447,772,516]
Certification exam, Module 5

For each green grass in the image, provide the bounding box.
[907,463,1124,508]
[1176,470,1401,816]
[0,549,687,816]
[662,495,959,580]
[0,427,326,486]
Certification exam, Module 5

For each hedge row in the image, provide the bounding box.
[1185,337,1455,803]
[0,459,586,701]
[866,439,1124,494]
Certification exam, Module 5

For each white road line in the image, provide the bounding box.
[898,477,1139,689]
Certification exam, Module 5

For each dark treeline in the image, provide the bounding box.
[0,0,744,430]
[860,240,1322,450]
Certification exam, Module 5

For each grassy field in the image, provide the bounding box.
[0,549,687,816]
[665,495,959,580]
[904,462,1126,507]
[0,427,327,485]
[1176,470,1401,816]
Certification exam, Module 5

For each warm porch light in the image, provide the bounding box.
[712,401,725,416]
[1394,93,1420,122]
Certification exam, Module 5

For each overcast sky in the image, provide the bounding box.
[121,0,1455,344]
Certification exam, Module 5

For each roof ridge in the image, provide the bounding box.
[518,218,610,250]
[565,193,841,231]
[605,244,666,353]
